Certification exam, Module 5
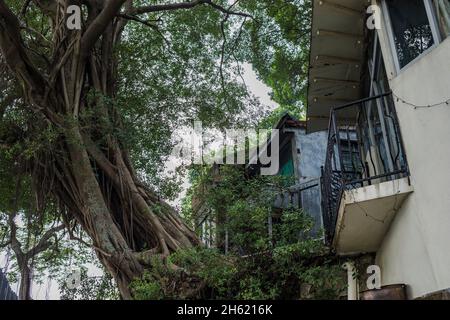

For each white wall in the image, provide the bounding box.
[375,4,450,298]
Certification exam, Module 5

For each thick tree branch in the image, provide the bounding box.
[26,224,65,257]
[133,0,208,14]
[8,211,25,266]
[116,13,160,29]
[81,0,128,57]
[206,0,253,19]
[0,0,46,89]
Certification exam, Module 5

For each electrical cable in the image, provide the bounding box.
[392,91,450,109]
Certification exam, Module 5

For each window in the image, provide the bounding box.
[355,30,407,182]
[384,0,439,69]
[434,0,450,37]
[340,139,362,175]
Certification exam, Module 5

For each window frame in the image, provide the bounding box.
[381,0,442,73]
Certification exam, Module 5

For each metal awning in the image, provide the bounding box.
[307,0,369,132]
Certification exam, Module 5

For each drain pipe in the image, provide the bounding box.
[343,261,359,300]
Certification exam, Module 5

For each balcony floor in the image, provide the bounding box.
[333,177,414,255]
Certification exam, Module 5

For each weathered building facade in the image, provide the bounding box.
[192,114,331,251]
[308,0,450,299]
[267,114,328,237]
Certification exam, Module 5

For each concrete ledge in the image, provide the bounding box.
[333,177,414,255]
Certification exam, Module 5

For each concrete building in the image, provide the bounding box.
[308,0,450,299]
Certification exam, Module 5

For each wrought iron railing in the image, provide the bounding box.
[321,92,410,244]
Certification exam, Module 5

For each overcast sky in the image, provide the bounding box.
[167,62,278,209]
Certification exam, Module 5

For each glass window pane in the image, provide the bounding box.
[386,0,435,68]
[434,0,450,37]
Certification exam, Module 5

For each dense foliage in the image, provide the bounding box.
[131,165,346,300]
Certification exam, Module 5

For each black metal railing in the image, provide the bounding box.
[321,92,410,244]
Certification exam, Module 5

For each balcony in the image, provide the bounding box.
[321,92,413,255]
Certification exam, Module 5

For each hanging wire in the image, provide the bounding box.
[392,91,450,110]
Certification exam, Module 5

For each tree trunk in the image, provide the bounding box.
[61,120,200,298]
[0,1,201,299]
[19,264,32,300]
[65,123,201,298]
